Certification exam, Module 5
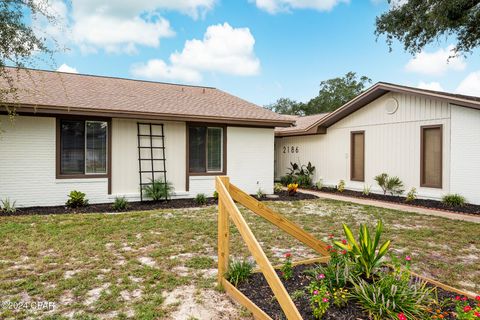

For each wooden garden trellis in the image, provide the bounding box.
[215,176,331,320]
[215,176,478,320]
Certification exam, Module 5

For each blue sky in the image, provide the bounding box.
[35,0,480,106]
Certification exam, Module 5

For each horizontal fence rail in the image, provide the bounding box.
[216,176,331,320]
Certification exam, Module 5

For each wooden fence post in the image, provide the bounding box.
[217,176,230,285]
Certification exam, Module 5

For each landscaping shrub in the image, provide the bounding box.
[281,161,316,187]
[66,190,88,208]
[309,249,352,292]
[1,198,17,214]
[386,176,404,196]
[195,193,207,205]
[405,187,417,202]
[274,183,283,193]
[112,196,128,211]
[256,188,266,199]
[350,263,434,320]
[280,174,295,186]
[442,193,466,207]
[287,183,298,196]
[142,179,174,201]
[316,179,323,190]
[334,220,390,279]
[374,173,404,196]
[337,180,345,192]
[225,259,253,287]
[213,191,219,200]
[280,252,293,280]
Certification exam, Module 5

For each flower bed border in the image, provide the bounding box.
[216,176,477,320]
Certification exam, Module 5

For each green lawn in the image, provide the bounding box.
[0,199,478,319]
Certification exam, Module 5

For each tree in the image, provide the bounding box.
[267,72,371,116]
[375,0,480,56]
[0,0,59,111]
[305,72,371,114]
[265,98,306,116]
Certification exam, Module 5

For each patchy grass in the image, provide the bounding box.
[0,198,478,319]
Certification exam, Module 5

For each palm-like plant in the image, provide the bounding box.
[334,220,391,279]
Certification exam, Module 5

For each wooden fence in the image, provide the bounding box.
[215,176,331,320]
[215,176,478,319]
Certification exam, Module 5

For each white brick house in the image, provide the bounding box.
[0,68,292,207]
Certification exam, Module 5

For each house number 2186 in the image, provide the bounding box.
[283,146,299,153]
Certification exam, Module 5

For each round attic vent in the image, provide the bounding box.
[385,98,399,114]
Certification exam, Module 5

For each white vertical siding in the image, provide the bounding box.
[111,119,186,199]
[450,105,480,204]
[0,115,108,207]
[275,92,452,201]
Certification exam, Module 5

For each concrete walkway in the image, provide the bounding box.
[300,188,480,223]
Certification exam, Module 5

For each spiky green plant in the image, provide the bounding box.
[334,220,391,279]
[350,268,434,320]
[142,179,173,201]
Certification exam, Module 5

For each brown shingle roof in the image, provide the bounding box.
[275,113,329,135]
[1,68,293,127]
[275,82,480,136]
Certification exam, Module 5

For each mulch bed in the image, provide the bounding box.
[2,190,318,216]
[314,187,480,216]
[236,264,472,320]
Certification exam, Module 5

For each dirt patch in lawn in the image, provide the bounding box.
[163,285,243,320]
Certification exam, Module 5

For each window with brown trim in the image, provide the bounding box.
[350,131,365,181]
[188,125,225,174]
[421,125,442,188]
[57,119,109,177]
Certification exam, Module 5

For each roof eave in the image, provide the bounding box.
[8,104,295,127]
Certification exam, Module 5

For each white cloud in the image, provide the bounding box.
[254,0,348,14]
[131,23,260,83]
[417,81,444,91]
[456,71,480,96]
[131,59,202,82]
[405,45,466,76]
[56,63,78,73]
[44,0,216,54]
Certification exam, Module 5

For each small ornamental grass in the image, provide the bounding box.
[111,196,129,211]
[349,259,434,320]
[256,188,266,199]
[337,180,346,192]
[1,198,17,214]
[225,259,253,287]
[195,193,207,205]
[442,193,466,207]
